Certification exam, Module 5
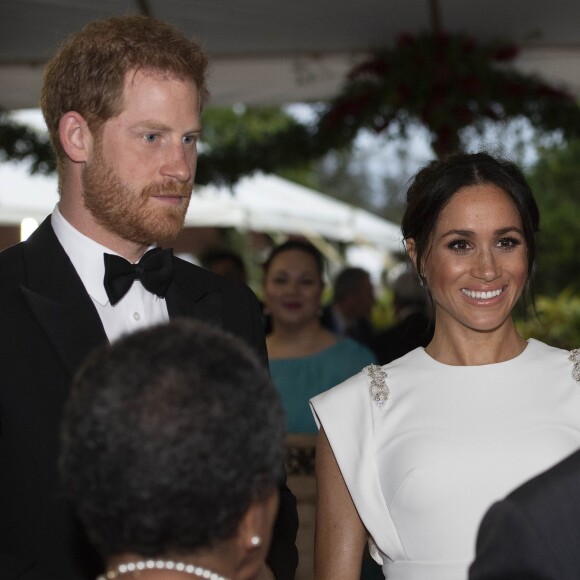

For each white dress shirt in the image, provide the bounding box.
[51,205,169,343]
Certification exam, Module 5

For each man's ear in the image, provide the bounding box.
[58,111,93,163]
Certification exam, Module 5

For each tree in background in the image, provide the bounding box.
[525,138,580,296]
[0,109,54,174]
[517,289,580,350]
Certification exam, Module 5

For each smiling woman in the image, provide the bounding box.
[262,240,376,434]
[310,152,580,580]
[407,183,529,363]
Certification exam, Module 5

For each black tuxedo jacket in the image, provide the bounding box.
[469,447,580,580]
[0,218,297,580]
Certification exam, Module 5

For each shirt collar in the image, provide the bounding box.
[51,205,121,306]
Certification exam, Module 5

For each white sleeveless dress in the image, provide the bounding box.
[310,339,580,580]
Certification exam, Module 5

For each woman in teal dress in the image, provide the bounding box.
[263,240,378,579]
[262,240,376,434]
[268,337,375,433]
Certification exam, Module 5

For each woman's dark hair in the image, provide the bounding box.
[402,152,540,289]
[262,240,326,280]
[60,319,285,558]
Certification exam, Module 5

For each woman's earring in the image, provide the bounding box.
[250,535,262,548]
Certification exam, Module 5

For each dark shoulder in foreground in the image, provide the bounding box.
[506,446,580,508]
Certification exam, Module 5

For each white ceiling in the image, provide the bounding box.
[2,0,580,109]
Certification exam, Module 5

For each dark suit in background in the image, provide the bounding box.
[372,311,433,365]
[320,303,376,348]
[0,219,298,579]
[321,267,376,349]
[372,270,433,365]
[469,447,580,580]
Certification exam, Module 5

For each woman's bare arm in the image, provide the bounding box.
[314,427,367,580]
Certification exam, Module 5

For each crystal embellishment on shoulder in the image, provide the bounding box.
[364,364,390,408]
[570,348,580,382]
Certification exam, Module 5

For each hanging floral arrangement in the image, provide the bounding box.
[194,33,580,181]
[318,32,580,157]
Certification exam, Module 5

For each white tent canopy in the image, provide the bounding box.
[0,163,59,225]
[189,173,402,252]
[3,1,580,109]
[0,163,402,253]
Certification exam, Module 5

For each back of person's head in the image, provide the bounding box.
[60,319,284,564]
[332,267,375,321]
[201,248,248,285]
[333,267,371,304]
[41,14,209,169]
[401,152,540,285]
[392,270,428,313]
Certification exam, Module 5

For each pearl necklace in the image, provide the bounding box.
[97,559,230,580]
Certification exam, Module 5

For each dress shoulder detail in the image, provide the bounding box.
[363,364,389,408]
[570,348,580,382]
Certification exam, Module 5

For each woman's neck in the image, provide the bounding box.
[425,318,528,366]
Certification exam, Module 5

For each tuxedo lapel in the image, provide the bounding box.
[166,257,223,326]
[20,218,107,377]
[20,224,226,376]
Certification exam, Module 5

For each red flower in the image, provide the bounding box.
[435,32,451,48]
[397,33,416,47]
[396,84,412,103]
[461,38,476,53]
[453,105,475,125]
[492,45,519,61]
[504,82,526,97]
[535,84,573,102]
[460,75,483,95]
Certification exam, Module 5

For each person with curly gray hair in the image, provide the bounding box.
[60,319,285,580]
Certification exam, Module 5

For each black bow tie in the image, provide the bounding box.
[103,248,174,306]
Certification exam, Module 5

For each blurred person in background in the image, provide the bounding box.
[201,248,249,285]
[263,241,376,435]
[262,240,376,580]
[372,269,434,365]
[321,267,376,348]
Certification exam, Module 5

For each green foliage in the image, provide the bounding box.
[0,110,55,174]
[371,288,396,331]
[199,106,298,147]
[196,105,318,185]
[516,289,580,350]
[525,139,580,295]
